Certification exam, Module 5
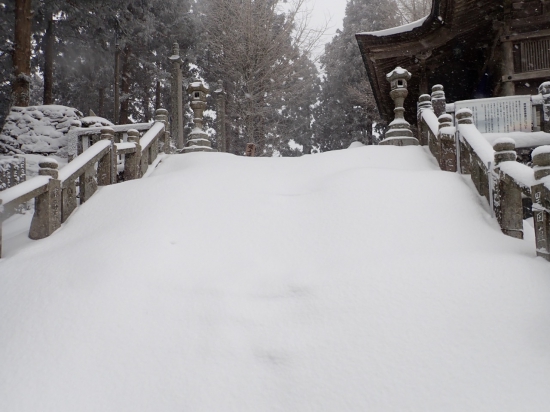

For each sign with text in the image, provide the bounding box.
[454,96,532,133]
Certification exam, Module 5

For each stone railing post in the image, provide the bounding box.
[538,82,550,133]
[492,138,523,239]
[124,129,142,180]
[417,94,433,146]
[97,127,115,185]
[61,176,77,223]
[431,84,446,118]
[531,146,550,260]
[456,109,473,175]
[438,113,456,172]
[154,108,170,154]
[213,80,227,152]
[29,159,61,240]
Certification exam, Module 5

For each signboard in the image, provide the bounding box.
[454,95,532,133]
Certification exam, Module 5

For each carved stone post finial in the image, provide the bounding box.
[380,67,419,146]
[417,94,433,146]
[182,80,215,153]
[154,108,171,154]
[431,84,446,118]
[493,138,516,166]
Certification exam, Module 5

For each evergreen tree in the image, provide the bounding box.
[313,0,400,151]
[198,0,320,156]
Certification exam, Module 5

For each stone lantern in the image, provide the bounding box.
[380,66,419,146]
[183,80,215,153]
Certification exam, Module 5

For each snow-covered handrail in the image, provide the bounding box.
[0,176,49,214]
[59,140,111,183]
[67,122,152,160]
[140,121,164,152]
[421,109,439,137]
[457,124,495,166]
[0,109,170,259]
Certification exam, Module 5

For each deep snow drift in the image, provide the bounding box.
[1,146,549,411]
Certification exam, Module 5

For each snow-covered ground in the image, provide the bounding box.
[1,146,549,411]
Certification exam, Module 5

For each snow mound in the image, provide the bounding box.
[1,147,549,411]
[348,141,365,149]
[0,105,82,156]
[79,116,114,128]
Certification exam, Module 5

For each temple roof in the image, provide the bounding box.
[356,0,504,124]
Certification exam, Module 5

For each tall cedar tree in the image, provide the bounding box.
[199,0,320,156]
[313,0,401,151]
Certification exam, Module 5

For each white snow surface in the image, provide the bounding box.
[1,147,550,411]
[359,16,428,37]
[484,132,550,149]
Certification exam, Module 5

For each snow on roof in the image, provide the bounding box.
[358,16,428,37]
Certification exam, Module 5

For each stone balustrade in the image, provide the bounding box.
[0,109,169,258]
[415,80,550,260]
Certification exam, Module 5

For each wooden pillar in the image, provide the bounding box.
[501,39,516,96]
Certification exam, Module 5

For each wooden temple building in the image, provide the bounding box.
[356,0,550,124]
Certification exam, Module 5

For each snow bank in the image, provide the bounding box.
[79,116,114,128]
[1,147,549,411]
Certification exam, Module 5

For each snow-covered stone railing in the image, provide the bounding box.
[0,156,26,192]
[67,109,171,161]
[416,85,550,259]
[0,109,169,258]
[530,146,550,260]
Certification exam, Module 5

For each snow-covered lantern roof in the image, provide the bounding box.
[386,67,411,91]
[187,81,210,102]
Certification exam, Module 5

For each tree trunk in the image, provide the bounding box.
[98,88,105,117]
[114,44,121,123]
[155,80,161,111]
[12,0,32,107]
[144,91,150,122]
[43,12,54,105]
[119,44,131,124]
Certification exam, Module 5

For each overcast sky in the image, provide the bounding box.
[306,0,348,57]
